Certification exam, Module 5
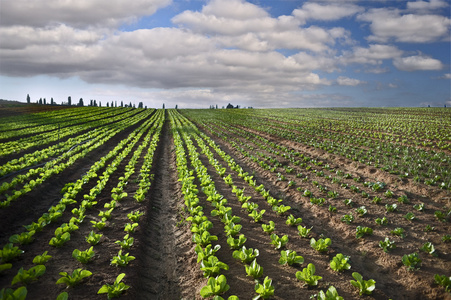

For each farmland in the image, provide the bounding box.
[0,106,450,300]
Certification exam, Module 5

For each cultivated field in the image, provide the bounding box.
[0,106,450,300]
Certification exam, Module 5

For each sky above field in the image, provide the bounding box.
[0,0,450,108]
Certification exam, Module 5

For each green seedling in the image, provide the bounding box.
[385,203,397,212]
[296,263,322,286]
[0,243,24,262]
[86,230,102,245]
[391,227,405,238]
[224,222,242,237]
[279,250,304,266]
[254,276,275,299]
[195,244,221,263]
[111,250,135,267]
[398,195,409,204]
[91,219,107,230]
[227,234,247,249]
[316,286,343,300]
[355,206,367,217]
[56,268,92,287]
[402,252,422,271]
[420,242,436,256]
[245,259,264,279]
[350,272,375,295]
[413,203,424,211]
[272,204,291,215]
[375,217,388,225]
[261,221,275,234]
[379,238,396,253]
[434,274,451,293]
[32,251,52,265]
[404,212,416,221]
[98,273,130,299]
[49,229,70,248]
[233,246,259,264]
[193,231,218,247]
[72,246,95,264]
[298,225,313,238]
[355,226,373,239]
[310,237,331,253]
[200,256,229,278]
[270,233,288,250]
[11,265,46,286]
[115,234,134,250]
[286,214,302,226]
[341,214,354,224]
[249,209,266,223]
[124,223,139,233]
[127,210,144,222]
[200,275,230,298]
[9,231,35,245]
[0,287,27,300]
[330,253,351,272]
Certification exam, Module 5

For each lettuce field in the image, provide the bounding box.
[0,106,450,300]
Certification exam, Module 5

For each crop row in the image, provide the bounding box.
[0,109,164,299]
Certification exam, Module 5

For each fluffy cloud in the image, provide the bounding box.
[407,0,449,12]
[172,0,347,52]
[0,0,172,28]
[293,2,364,22]
[393,55,443,71]
[358,8,451,43]
[343,44,403,65]
[336,76,366,86]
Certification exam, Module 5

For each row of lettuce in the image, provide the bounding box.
[178,108,450,298]
[0,109,164,299]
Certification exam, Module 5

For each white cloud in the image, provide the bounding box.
[358,8,451,43]
[343,44,403,65]
[0,25,102,50]
[393,55,443,71]
[407,0,449,12]
[172,0,347,52]
[0,0,172,28]
[337,76,366,86]
[293,2,364,23]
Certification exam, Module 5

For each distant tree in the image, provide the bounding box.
[129,101,132,107]
[163,103,165,109]
[226,103,234,109]
[78,98,84,106]
[26,94,30,104]
[138,102,143,108]
[107,102,109,107]
[68,96,72,106]
[175,104,178,109]
[215,104,218,109]
[99,101,101,107]
[43,98,46,105]
[115,101,117,107]
[39,98,42,105]
[94,100,97,107]
[120,101,123,107]
[51,98,54,105]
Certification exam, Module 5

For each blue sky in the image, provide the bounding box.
[0,0,450,108]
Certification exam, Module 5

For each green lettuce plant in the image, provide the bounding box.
[296,263,322,286]
[330,254,351,272]
[98,273,130,299]
[350,272,375,295]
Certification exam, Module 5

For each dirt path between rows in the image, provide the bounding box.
[129,112,204,299]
